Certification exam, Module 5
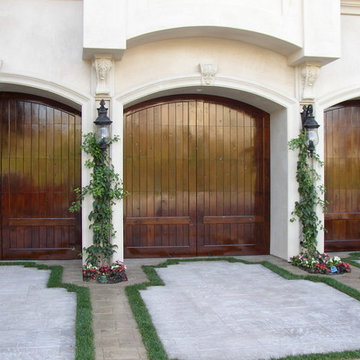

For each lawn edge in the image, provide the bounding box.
[343,252,360,270]
[0,262,94,360]
[126,257,360,360]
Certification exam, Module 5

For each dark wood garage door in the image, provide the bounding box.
[124,96,270,257]
[325,101,360,251]
[0,93,81,259]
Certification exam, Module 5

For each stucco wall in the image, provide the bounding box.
[317,15,360,104]
[126,0,302,52]
[0,0,90,94]
[115,38,295,102]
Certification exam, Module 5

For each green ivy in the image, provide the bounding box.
[288,130,327,254]
[70,132,128,267]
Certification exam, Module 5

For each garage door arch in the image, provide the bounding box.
[123,95,270,257]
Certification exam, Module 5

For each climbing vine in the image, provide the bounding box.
[70,132,128,267]
[288,130,327,254]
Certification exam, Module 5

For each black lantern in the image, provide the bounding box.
[94,99,112,149]
[301,105,320,157]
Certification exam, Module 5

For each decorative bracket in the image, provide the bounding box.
[93,55,113,95]
[300,62,321,101]
[199,63,218,85]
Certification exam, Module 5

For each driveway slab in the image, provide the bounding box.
[0,266,76,360]
[140,261,360,360]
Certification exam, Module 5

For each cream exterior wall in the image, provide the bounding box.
[115,39,295,98]
[0,0,359,261]
[0,0,89,95]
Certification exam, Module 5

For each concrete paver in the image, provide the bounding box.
[0,266,76,360]
[34,258,162,360]
[141,260,360,360]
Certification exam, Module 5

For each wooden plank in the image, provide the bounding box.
[146,107,155,217]
[125,216,192,225]
[139,109,147,224]
[223,106,231,241]
[325,213,360,220]
[188,100,197,250]
[153,106,161,194]
[160,104,169,245]
[203,216,264,224]
[9,218,77,226]
[168,103,177,246]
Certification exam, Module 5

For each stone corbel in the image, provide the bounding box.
[93,55,114,95]
[199,63,218,85]
[300,62,321,101]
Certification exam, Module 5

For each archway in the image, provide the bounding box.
[114,76,299,260]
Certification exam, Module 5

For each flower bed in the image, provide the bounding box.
[82,260,128,284]
[290,252,351,274]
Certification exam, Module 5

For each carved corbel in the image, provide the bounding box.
[199,63,218,85]
[93,56,113,95]
[300,63,321,101]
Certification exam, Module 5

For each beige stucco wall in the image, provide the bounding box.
[317,15,360,103]
[0,0,90,95]
[115,38,295,99]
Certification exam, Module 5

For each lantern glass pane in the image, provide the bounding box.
[307,129,319,146]
[97,126,109,140]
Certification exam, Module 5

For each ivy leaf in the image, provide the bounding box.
[289,130,326,255]
[70,132,129,266]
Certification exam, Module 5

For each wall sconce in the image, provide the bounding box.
[301,105,320,157]
[94,99,112,150]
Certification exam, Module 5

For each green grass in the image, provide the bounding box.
[126,257,360,360]
[125,266,168,360]
[343,252,360,270]
[0,262,94,360]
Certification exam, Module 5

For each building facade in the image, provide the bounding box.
[1,0,360,261]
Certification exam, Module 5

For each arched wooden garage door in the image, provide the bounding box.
[325,101,360,251]
[0,93,81,259]
[124,96,270,257]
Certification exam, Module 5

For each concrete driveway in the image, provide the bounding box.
[0,265,76,360]
[1,255,360,360]
[141,260,360,360]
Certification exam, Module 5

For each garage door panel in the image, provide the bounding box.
[124,100,197,257]
[0,94,81,260]
[325,102,360,251]
[196,104,268,255]
[124,96,269,257]
[199,219,263,249]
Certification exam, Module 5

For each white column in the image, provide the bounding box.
[110,99,125,262]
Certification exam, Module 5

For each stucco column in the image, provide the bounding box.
[111,100,125,262]
[270,104,301,260]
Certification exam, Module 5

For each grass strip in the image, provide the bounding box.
[0,262,94,360]
[343,252,360,270]
[125,264,168,360]
[274,349,360,360]
[126,257,360,360]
